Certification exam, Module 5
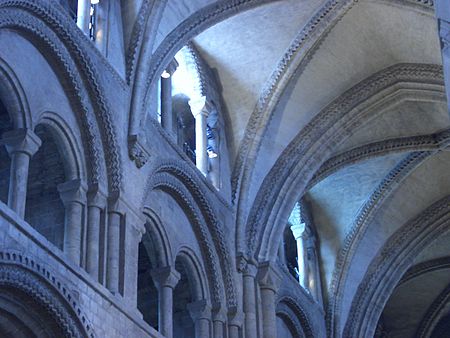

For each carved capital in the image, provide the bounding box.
[87,184,107,209]
[189,96,209,118]
[1,129,41,157]
[290,222,307,240]
[257,261,282,292]
[165,58,179,76]
[57,179,87,206]
[150,266,180,289]
[187,299,211,321]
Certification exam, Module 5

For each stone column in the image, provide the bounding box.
[2,129,41,218]
[187,300,211,338]
[290,222,309,289]
[58,179,87,266]
[212,310,226,338]
[76,0,91,34]
[86,187,106,281]
[151,267,180,338]
[160,59,179,138]
[228,311,243,338]
[243,262,258,338]
[189,97,209,176]
[436,1,450,113]
[106,196,122,294]
[257,262,282,338]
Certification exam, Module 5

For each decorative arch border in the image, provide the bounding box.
[0,250,95,337]
[0,1,122,192]
[276,304,306,338]
[142,206,173,268]
[175,246,210,302]
[232,0,436,255]
[38,111,87,182]
[275,294,316,338]
[308,128,450,189]
[244,63,444,262]
[416,282,450,337]
[399,256,450,285]
[342,194,450,338]
[143,159,237,312]
[0,56,31,129]
[326,151,431,336]
[128,0,277,160]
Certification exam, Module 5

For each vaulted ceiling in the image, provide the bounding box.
[183,0,450,336]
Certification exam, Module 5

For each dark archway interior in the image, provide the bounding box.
[25,124,66,249]
[431,312,450,338]
[137,241,159,328]
[283,225,298,280]
[0,286,66,338]
[173,94,196,164]
[0,99,12,205]
[173,257,195,338]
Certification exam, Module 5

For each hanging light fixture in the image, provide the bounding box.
[91,0,100,4]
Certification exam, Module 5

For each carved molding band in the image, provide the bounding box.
[0,251,95,338]
[343,195,450,338]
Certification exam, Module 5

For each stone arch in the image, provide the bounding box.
[342,195,450,338]
[0,250,95,338]
[37,112,87,182]
[142,207,173,269]
[128,0,277,148]
[0,56,31,129]
[0,1,122,192]
[175,246,209,302]
[244,63,444,264]
[143,159,237,312]
[144,169,223,310]
[276,291,318,338]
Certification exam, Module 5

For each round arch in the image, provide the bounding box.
[0,56,31,129]
[0,251,95,338]
[0,1,122,192]
[342,195,450,338]
[143,159,237,312]
[244,63,445,263]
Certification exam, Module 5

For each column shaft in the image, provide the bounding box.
[86,205,101,280]
[243,272,258,338]
[106,211,120,293]
[195,318,210,338]
[161,76,173,134]
[195,113,208,175]
[63,201,84,265]
[8,152,31,218]
[212,320,224,338]
[297,236,309,288]
[228,324,240,338]
[160,286,174,338]
[260,287,277,338]
[77,0,91,34]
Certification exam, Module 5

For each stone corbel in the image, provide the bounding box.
[128,134,151,169]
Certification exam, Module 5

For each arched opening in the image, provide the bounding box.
[276,314,297,338]
[431,312,450,338]
[173,256,196,338]
[137,241,159,329]
[0,287,65,338]
[25,124,66,249]
[0,99,12,204]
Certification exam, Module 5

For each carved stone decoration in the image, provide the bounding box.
[342,195,450,338]
[0,251,95,338]
[0,1,123,192]
[276,296,315,338]
[128,0,277,162]
[399,257,450,285]
[416,282,450,338]
[244,63,444,259]
[327,151,431,336]
[128,135,151,168]
[308,128,450,188]
[232,0,440,257]
[143,159,238,312]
